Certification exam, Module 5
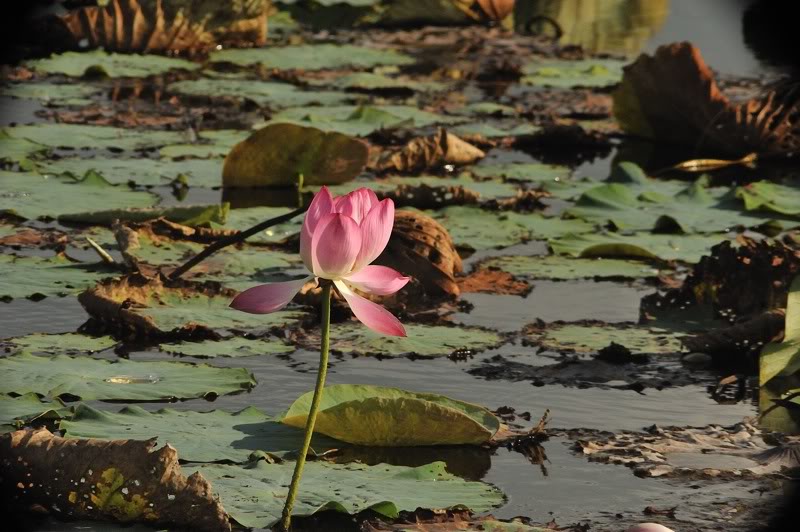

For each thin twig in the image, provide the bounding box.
[168,205,307,280]
[85,236,116,265]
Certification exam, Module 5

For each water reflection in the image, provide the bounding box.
[330,445,493,481]
[517,0,669,56]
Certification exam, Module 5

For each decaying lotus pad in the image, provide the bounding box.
[568,422,795,480]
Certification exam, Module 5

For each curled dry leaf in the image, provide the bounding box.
[0,428,229,531]
[377,128,485,173]
[374,210,463,298]
[55,0,269,53]
[613,42,800,157]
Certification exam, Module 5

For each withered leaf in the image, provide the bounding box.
[378,128,485,173]
[613,42,800,157]
[56,0,268,53]
[0,428,229,531]
[375,210,463,298]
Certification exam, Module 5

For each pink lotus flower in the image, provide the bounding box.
[230,187,410,336]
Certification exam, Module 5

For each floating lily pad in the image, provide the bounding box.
[568,179,778,233]
[451,122,540,138]
[281,384,500,446]
[0,170,157,221]
[59,203,227,226]
[760,276,800,387]
[0,132,49,168]
[168,79,352,108]
[161,337,295,359]
[521,58,626,88]
[159,130,249,159]
[224,206,303,244]
[0,353,255,401]
[455,102,517,117]
[41,157,223,187]
[549,231,731,263]
[481,255,660,280]
[26,50,201,78]
[429,207,593,250]
[0,254,116,300]
[265,105,465,136]
[61,405,340,462]
[472,162,571,183]
[3,124,186,151]
[188,460,504,528]
[304,323,504,357]
[134,293,307,336]
[0,82,99,106]
[308,72,447,92]
[4,333,116,355]
[737,181,800,217]
[528,323,685,355]
[0,393,67,433]
[210,44,414,71]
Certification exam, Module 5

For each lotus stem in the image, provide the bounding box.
[280,282,332,531]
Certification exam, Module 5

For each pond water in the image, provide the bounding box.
[1,0,794,531]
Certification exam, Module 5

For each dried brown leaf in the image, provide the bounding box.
[378,129,485,173]
[457,268,531,296]
[0,428,229,531]
[613,42,800,156]
[476,0,516,21]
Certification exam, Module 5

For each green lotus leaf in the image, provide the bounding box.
[0,131,49,169]
[4,333,116,355]
[263,104,466,136]
[451,122,541,138]
[159,130,249,159]
[549,231,731,263]
[0,393,68,433]
[0,170,157,221]
[280,384,500,446]
[521,58,626,88]
[566,164,785,233]
[527,323,686,355]
[0,254,116,301]
[160,336,295,358]
[0,353,255,401]
[60,405,341,462]
[736,181,800,217]
[760,276,800,386]
[41,157,223,187]
[430,207,593,250]
[224,206,304,244]
[472,162,571,183]
[303,323,504,357]
[187,460,504,528]
[26,50,201,78]
[210,44,414,71]
[307,72,447,93]
[0,82,99,106]
[481,255,660,280]
[3,124,186,151]
[168,79,352,108]
[69,203,228,227]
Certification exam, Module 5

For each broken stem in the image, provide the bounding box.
[85,236,116,265]
[280,281,332,532]
[168,205,307,280]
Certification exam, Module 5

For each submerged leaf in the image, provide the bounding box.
[550,231,731,263]
[26,49,200,77]
[481,255,661,280]
[280,384,500,446]
[525,322,686,355]
[168,78,351,108]
[4,333,116,355]
[0,254,116,301]
[211,43,414,71]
